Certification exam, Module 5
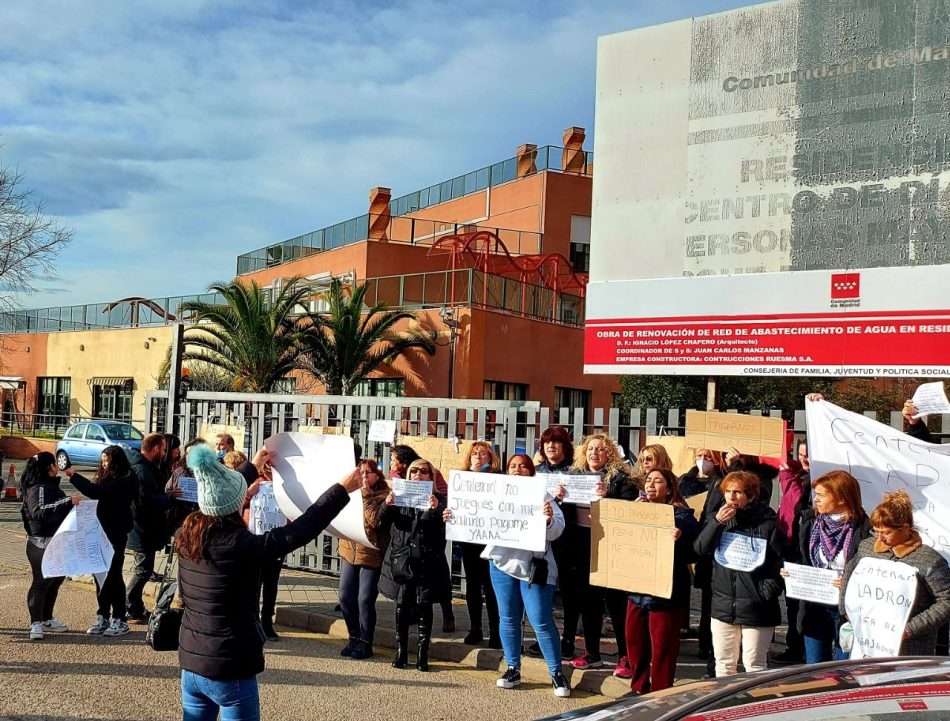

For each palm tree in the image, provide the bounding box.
[298,278,436,395]
[180,278,310,393]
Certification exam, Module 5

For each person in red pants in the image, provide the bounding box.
[625,469,700,695]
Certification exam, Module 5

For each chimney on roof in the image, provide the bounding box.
[516,144,538,178]
[368,187,391,242]
[561,127,586,174]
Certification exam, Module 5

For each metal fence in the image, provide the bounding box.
[0,412,146,439]
[144,390,949,587]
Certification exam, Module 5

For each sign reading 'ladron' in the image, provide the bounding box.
[585,0,950,377]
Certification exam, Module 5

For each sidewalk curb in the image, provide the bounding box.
[276,606,632,700]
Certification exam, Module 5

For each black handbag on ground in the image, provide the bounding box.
[146,548,182,651]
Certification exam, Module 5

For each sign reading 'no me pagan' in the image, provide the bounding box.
[445,470,547,553]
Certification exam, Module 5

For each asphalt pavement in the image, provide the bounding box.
[0,493,598,721]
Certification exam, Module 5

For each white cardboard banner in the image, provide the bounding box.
[539,472,600,505]
[249,482,287,536]
[265,432,373,548]
[783,562,840,606]
[446,471,547,553]
[392,479,433,510]
[42,501,114,580]
[806,399,950,559]
[844,557,917,659]
[714,531,767,572]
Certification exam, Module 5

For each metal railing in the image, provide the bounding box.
[144,390,949,585]
[235,144,591,275]
[0,412,145,439]
[235,216,544,275]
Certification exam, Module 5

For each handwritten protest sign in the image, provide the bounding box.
[590,499,674,598]
[715,532,767,572]
[368,419,398,444]
[296,424,351,437]
[783,562,840,605]
[176,476,198,503]
[646,435,697,476]
[393,478,433,510]
[684,410,785,458]
[198,422,246,452]
[539,472,600,505]
[402,436,475,482]
[686,491,707,521]
[844,557,917,658]
[912,382,950,418]
[265,432,374,548]
[446,470,546,552]
[42,501,114,580]
[807,399,950,560]
[248,483,287,536]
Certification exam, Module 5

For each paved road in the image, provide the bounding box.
[0,499,597,721]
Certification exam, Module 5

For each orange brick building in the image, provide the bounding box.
[0,128,619,426]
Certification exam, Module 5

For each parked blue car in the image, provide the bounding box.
[56,421,144,469]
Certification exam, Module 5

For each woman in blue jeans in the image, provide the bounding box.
[448,453,571,698]
[176,444,361,721]
[787,469,869,663]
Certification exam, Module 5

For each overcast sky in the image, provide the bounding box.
[1,0,751,308]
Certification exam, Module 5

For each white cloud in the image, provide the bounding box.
[0,0,749,308]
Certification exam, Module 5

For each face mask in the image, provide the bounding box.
[697,459,715,475]
[216,450,227,460]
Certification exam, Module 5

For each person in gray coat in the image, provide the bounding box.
[841,489,950,656]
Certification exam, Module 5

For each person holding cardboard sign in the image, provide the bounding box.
[841,490,950,656]
[625,469,700,695]
[694,471,784,677]
[568,433,639,676]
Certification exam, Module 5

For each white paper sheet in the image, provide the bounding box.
[539,472,600,505]
[912,382,950,419]
[714,531,766,572]
[248,482,287,535]
[392,479,433,510]
[845,557,917,658]
[42,501,114,580]
[446,471,547,552]
[265,432,373,548]
[783,562,840,605]
[176,476,198,503]
[367,419,397,444]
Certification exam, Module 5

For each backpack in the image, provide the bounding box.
[145,550,182,651]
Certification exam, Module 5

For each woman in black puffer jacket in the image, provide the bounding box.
[379,458,450,672]
[67,445,136,637]
[694,470,784,678]
[20,451,79,641]
[176,444,360,721]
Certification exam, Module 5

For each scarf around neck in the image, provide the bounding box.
[810,513,856,568]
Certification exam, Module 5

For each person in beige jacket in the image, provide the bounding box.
[338,459,391,659]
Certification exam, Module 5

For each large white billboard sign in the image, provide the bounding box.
[585,0,950,377]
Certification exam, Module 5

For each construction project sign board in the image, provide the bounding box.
[584,0,950,377]
[590,499,675,598]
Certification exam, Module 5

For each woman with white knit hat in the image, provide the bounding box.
[176,443,361,721]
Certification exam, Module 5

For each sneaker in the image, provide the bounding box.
[341,638,358,657]
[125,610,150,624]
[103,619,129,637]
[552,671,571,698]
[496,667,522,689]
[613,655,633,679]
[87,615,110,635]
[43,618,68,633]
[29,622,44,641]
[570,653,605,670]
[350,641,374,660]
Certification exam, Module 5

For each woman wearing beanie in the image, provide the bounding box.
[176,443,361,721]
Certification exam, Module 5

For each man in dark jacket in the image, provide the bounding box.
[125,432,171,621]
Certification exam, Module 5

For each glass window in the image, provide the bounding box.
[353,378,405,398]
[451,175,464,198]
[65,423,86,439]
[85,425,106,442]
[101,422,142,440]
[482,380,528,401]
[570,242,590,273]
[93,384,133,422]
[37,377,71,421]
[555,387,591,414]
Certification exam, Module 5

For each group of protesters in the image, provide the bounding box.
[17,393,950,720]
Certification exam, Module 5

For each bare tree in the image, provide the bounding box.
[0,163,72,315]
